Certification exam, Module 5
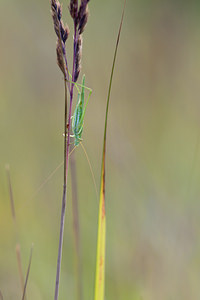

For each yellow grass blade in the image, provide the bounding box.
[94,2,126,300]
[94,154,106,300]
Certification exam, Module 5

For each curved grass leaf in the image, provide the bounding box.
[94,2,126,300]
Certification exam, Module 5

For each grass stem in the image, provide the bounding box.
[54,23,78,300]
[54,77,68,300]
[70,150,82,300]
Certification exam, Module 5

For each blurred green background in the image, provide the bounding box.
[1,0,200,299]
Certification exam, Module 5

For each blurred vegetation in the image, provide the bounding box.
[1,0,200,299]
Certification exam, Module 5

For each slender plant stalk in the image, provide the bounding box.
[70,149,82,300]
[52,2,70,296]
[6,165,16,222]
[54,17,79,300]
[6,165,26,299]
[51,1,90,299]
[16,244,25,298]
[54,77,68,300]
[22,245,33,300]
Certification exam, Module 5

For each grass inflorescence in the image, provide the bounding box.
[50,1,91,299]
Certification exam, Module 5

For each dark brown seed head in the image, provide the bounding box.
[78,0,90,19]
[56,40,65,75]
[57,3,62,21]
[51,0,57,10]
[51,1,60,38]
[61,24,70,44]
[69,0,78,20]
[77,0,86,22]
[78,6,88,34]
[74,35,82,82]
[51,0,69,43]
[77,0,90,34]
[60,20,70,44]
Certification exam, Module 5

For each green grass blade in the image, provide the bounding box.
[94,2,126,300]
[22,245,33,300]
